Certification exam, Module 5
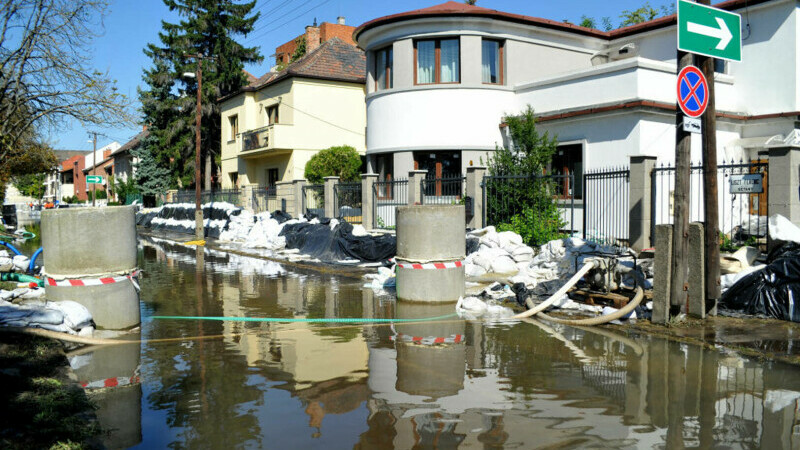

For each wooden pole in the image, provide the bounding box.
[670,50,693,313]
[194,55,203,240]
[698,0,721,312]
[91,132,97,207]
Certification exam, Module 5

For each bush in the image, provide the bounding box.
[304,145,362,184]
[497,204,567,247]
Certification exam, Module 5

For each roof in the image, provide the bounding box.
[53,150,91,163]
[112,129,149,156]
[221,37,365,101]
[354,0,775,42]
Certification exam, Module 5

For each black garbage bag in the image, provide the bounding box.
[271,210,292,224]
[466,237,480,255]
[280,221,396,262]
[720,242,800,322]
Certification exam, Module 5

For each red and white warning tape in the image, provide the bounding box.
[81,375,141,389]
[396,261,463,270]
[391,332,464,345]
[46,270,140,288]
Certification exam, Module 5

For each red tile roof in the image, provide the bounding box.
[354,0,774,42]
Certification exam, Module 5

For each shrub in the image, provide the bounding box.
[304,145,362,184]
[497,204,567,247]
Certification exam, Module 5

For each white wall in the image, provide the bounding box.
[83,142,120,170]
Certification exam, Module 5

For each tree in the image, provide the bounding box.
[132,134,170,207]
[290,36,307,63]
[304,145,362,184]
[139,0,262,189]
[12,173,46,199]
[579,16,596,29]
[0,0,133,163]
[0,140,58,203]
[464,0,477,5]
[619,2,660,27]
[108,175,139,204]
[493,105,558,176]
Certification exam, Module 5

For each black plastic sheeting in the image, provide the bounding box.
[280,218,396,262]
[136,204,240,238]
[720,242,800,322]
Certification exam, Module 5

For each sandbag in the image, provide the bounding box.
[720,242,800,321]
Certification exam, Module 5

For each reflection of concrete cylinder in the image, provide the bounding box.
[42,206,139,329]
[69,336,142,448]
[396,205,465,302]
[395,302,466,398]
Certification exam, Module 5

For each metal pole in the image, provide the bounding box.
[92,132,96,207]
[195,55,203,240]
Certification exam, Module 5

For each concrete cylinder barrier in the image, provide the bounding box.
[42,206,139,329]
[396,205,465,302]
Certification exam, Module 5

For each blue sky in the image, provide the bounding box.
[54,0,671,151]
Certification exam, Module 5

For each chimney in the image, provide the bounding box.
[142,124,148,132]
[337,16,345,25]
[305,24,320,53]
[103,149,111,159]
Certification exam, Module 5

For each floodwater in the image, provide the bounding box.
[71,236,800,449]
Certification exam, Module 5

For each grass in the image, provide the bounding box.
[0,334,99,449]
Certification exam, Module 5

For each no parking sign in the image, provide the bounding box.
[677,65,709,118]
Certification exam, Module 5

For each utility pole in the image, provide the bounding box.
[670,50,693,314]
[697,0,721,312]
[91,132,97,207]
[184,54,209,240]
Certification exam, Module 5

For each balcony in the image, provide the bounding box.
[242,126,270,152]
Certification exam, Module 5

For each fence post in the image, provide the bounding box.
[362,173,378,230]
[653,224,673,324]
[408,170,427,205]
[290,179,306,218]
[166,189,177,203]
[768,145,800,226]
[688,222,708,318]
[240,185,254,212]
[629,155,658,251]
[466,166,486,229]
[324,176,339,218]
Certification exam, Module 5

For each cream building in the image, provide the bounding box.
[219,37,366,189]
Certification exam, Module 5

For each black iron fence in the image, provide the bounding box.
[422,174,465,205]
[373,178,408,229]
[334,182,362,224]
[583,167,630,247]
[303,184,324,218]
[252,186,278,213]
[482,173,576,242]
[652,160,768,248]
[171,188,240,206]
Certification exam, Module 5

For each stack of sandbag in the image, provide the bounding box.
[0,250,29,273]
[464,227,534,277]
[218,210,289,250]
[0,300,94,335]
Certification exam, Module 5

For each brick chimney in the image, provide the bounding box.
[103,149,112,159]
[305,24,320,53]
[337,16,345,25]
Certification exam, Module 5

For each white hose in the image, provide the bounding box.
[511,260,598,319]
[532,287,644,326]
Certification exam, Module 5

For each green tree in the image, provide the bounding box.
[290,36,307,62]
[139,0,262,189]
[12,173,46,199]
[304,145,362,184]
[132,134,170,207]
[1,140,58,203]
[579,16,596,29]
[108,175,139,204]
[619,2,661,27]
[464,0,477,5]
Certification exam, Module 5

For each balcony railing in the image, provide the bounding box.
[242,126,270,151]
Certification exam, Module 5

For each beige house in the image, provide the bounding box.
[219,37,366,189]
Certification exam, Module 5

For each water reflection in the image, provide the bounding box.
[78,236,800,448]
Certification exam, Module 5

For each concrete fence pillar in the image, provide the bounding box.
[768,145,800,225]
[629,155,657,252]
[324,176,339,218]
[408,170,427,205]
[466,166,486,229]
[688,222,710,318]
[240,185,254,212]
[652,224,673,325]
[276,181,294,217]
[166,189,178,203]
[361,173,378,230]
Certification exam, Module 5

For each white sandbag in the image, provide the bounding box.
[47,300,93,330]
[456,296,488,315]
[20,288,45,299]
[490,255,518,275]
[769,214,800,243]
[467,226,496,238]
[465,263,487,278]
[0,257,12,272]
[497,231,523,249]
[351,224,368,237]
[12,254,29,271]
[0,250,9,257]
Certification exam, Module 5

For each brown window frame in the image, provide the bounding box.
[413,38,461,85]
[481,39,504,85]
[375,46,393,90]
[229,114,238,141]
[266,105,279,125]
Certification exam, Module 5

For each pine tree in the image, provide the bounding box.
[139,0,262,189]
[132,134,170,207]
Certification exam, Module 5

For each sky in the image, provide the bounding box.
[53,0,671,152]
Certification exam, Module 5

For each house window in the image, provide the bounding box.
[375,46,393,90]
[229,172,238,188]
[415,38,460,84]
[714,58,727,74]
[229,115,238,141]
[481,39,504,84]
[550,144,583,199]
[267,168,279,187]
[266,105,279,125]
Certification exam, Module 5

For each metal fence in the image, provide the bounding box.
[302,184,324,218]
[373,178,408,229]
[252,186,278,213]
[334,182,362,224]
[422,174,465,205]
[171,188,241,206]
[652,160,768,247]
[482,174,575,238]
[583,167,630,247]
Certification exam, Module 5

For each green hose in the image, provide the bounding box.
[153,313,459,323]
[0,272,44,287]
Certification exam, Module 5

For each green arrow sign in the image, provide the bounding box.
[678,0,741,62]
[86,175,103,184]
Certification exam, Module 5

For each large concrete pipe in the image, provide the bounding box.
[395,205,465,302]
[42,207,139,329]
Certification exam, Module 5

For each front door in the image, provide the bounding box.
[749,159,768,216]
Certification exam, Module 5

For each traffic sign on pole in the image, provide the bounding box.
[86,175,103,184]
[677,65,709,118]
[678,0,742,61]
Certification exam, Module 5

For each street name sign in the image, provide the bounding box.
[86,175,103,184]
[678,0,742,61]
[729,174,763,194]
[677,65,709,117]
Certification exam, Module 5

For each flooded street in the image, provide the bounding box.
[75,237,800,448]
